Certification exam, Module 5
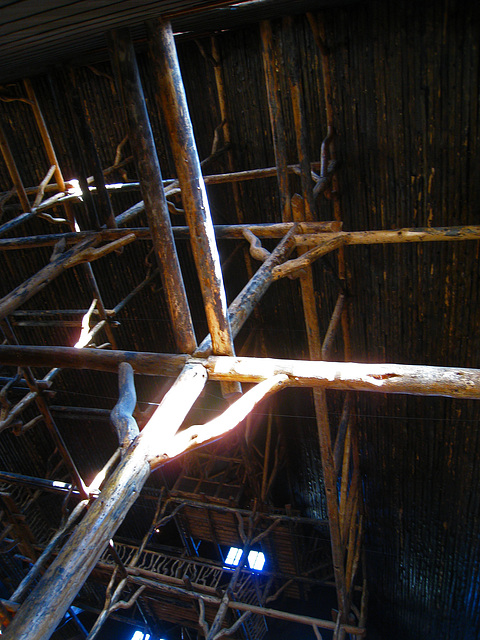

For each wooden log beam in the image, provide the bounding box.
[2,363,208,640]
[5,221,478,254]
[148,18,238,395]
[261,20,291,221]
[2,345,480,399]
[120,572,366,636]
[108,28,196,355]
[272,234,345,280]
[110,363,139,452]
[0,235,135,321]
[0,220,340,251]
[284,16,315,220]
[0,123,31,214]
[0,237,95,321]
[295,226,480,247]
[23,79,76,228]
[322,293,346,360]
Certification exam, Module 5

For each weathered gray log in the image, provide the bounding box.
[2,345,480,399]
[0,471,80,496]
[2,363,208,640]
[7,218,480,254]
[110,363,139,452]
[108,28,196,355]
[0,344,188,375]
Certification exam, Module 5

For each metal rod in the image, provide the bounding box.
[108,27,196,355]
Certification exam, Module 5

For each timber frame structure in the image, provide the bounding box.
[0,1,479,639]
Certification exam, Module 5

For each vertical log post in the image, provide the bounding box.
[23,79,75,228]
[211,36,245,224]
[283,16,315,220]
[2,363,208,640]
[148,19,239,396]
[108,28,197,355]
[260,21,292,222]
[62,71,117,230]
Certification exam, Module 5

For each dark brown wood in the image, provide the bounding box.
[63,71,116,229]
[283,16,315,220]
[0,234,135,323]
[108,27,196,355]
[2,363,207,640]
[0,220,341,251]
[148,20,236,371]
[261,20,291,222]
[322,293,346,360]
[0,122,31,214]
[0,344,188,376]
[0,320,88,497]
[22,78,76,228]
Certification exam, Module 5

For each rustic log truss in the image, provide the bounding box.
[0,7,477,640]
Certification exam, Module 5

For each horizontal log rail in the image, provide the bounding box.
[295,225,480,247]
[1,345,480,399]
[122,572,366,636]
[1,223,478,253]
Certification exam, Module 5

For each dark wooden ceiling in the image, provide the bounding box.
[0,1,479,639]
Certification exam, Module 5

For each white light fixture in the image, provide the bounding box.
[225,547,265,571]
[131,632,151,640]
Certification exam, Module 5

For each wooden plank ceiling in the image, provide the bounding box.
[0,1,479,639]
